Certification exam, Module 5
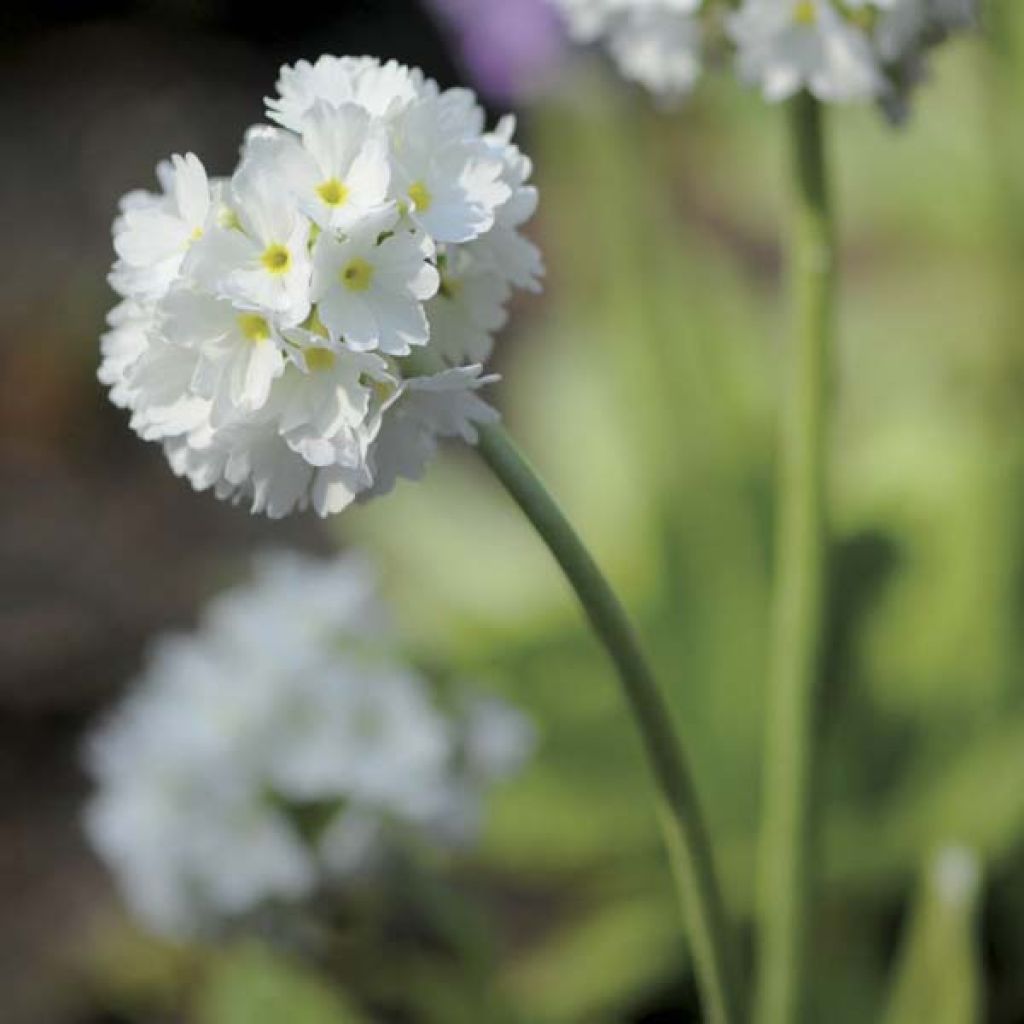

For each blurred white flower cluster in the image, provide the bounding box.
[101,56,542,518]
[84,551,535,938]
[552,0,977,115]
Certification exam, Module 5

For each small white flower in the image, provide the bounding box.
[554,0,704,100]
[266,56,427,132]
[273,343,388,468]
[427,246,510,363]
[729,0,882,103]
[311,210,439,355]
[608,6,703,99]
[98,300,155,409]
[388,96,511,244]
[160,289,285,425]
[84,551,534,938]
[125,336,211,443]
[246,103,393,233]
[110,153,211,301]
[367,364,499,498]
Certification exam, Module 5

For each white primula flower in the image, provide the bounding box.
[554,0,704,100]
[101,56,542,517]
[427,246,511,363]
[273,343,388,467]
[110,153,212,301]
[469,116,544,293]
[311,210,439,355]
[608,2,704,98]
[266,56,428,132]
[367,364,499,497]
[729,0,882,103]
[554,0,975,114]
[245,104,393,233]
[98,300,155,409]
[84,551,534,938]
[200,164,313,326]
[125,336,211,443]
[389,95,511,243]
[160,289,285,425]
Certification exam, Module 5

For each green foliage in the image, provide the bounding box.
[882,849,984,1024]
[196,945,369,1024]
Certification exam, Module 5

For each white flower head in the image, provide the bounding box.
[84,551,534,938]
[554,0,976,115]
[100,56,543,518]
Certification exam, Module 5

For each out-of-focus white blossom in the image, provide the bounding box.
[729,0,883,104]
[550,0,978,117]
[555,0,705,100]
[84,550,535,939]
[101,56,543,518]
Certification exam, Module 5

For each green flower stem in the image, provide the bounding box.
[754,92,835,1024]
[474,420,742,1024]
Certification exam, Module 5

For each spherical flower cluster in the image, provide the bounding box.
[552,0,977,116]
[101,56,543,518]
[84,550,536,938]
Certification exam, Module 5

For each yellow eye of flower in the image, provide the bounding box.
[218,208,242,231]
[261,244,292,274]
[407,180,432,212]
[305,347,336,372]
[316,178,349,207]
[793,0,817,25]
[341,258,375,292]
[189,226,204,243]
[237,313,271,342]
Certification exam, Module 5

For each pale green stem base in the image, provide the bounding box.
[754,93,835,1024]
[474,420,742,1024]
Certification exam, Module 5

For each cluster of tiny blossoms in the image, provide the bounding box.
[101,56,542,518]
[84,551,535,938]
[553,0,977,116]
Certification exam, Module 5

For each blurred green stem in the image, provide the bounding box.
[474,421,742,1024]
[755,93,834,1024]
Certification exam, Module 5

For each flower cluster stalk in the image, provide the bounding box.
[755,91,835,1024]
[474,421,742,1024]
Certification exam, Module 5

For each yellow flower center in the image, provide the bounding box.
[261,243,292,275]
[189,226,204,243]
[219,208,242,231]
[305,347,336,372]
[341,257,375,292]
[407,181,432,212]
[237,313,271,343]
[316,178,349,207]
[793,0,817,25]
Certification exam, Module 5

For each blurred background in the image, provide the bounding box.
[3,0,1023,1021]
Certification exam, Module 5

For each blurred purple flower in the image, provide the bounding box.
[425,0,566,103]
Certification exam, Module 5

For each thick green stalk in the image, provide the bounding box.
[754,93,835,1024]
[474,420,742,1024]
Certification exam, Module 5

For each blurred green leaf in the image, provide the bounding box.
[882,848,984,1024]
[196,944,368,1024]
